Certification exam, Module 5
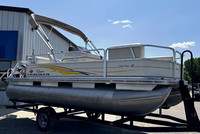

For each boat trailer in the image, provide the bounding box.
[6,50,200,133]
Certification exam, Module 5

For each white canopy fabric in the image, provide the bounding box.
[30,14,89,42]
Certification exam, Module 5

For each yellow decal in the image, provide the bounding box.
[31,66,85,75]
[93,70,134,73]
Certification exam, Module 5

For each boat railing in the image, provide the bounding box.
[138,44,180,79]
[105,44,180,79]
[175,51,182,63]
[26,48,105,62]
[25,44,180,79]
[26,48,108,77]
[8,61,26,78]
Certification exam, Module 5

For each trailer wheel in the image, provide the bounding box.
[86,111,100,119]
[36,107,56,131]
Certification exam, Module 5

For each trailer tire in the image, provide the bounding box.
[36,107,56,131]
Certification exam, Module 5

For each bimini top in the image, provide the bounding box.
[30,14,89,42]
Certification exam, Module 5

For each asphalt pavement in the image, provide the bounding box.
[0,102,200,134]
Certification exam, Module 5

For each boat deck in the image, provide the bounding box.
[7,76,179,85]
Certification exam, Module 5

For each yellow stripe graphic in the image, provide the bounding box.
[92,70,134,73]
[31,66,84,75]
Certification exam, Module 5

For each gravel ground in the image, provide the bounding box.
[0,101,200,134]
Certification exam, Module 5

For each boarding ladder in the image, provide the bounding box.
[179,50,200,127]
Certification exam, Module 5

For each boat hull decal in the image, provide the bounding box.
[29,66,95,76]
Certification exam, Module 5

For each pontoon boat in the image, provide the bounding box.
[5,14,182,117]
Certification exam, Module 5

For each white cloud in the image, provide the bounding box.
[122,24,133,28]
[169,41,196,48]
[112,20,132,24]
[108,19,133,29]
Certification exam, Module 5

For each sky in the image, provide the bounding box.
[1,0,200,59]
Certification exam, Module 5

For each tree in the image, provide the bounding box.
[184,57,200,83]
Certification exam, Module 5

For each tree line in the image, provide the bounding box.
[184,57,200,83]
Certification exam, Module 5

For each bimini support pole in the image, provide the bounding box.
[29,14,57,63]
[86,40,101,56]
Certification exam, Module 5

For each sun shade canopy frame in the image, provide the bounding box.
[30,14,89,42]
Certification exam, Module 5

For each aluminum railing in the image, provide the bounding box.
[25,44,180,79]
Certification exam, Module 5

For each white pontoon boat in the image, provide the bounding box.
[6,14,182,116]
